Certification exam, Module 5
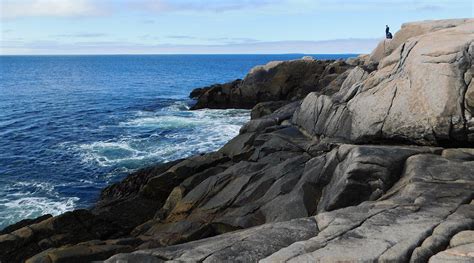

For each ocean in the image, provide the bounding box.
[0,54,355,229]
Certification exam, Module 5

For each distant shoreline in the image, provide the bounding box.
[0,53,361,57]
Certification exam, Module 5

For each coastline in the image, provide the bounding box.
[1,18,473,263]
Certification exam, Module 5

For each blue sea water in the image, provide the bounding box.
[0,54,355,229]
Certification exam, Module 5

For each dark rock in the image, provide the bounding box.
[140,152,230,200]
[189,86,208,99]
[240,100,301,133]
[316,145,441,212]
[218,132,256,160]
[0,214,52,235]
[191,59,352,110]
[98,160,182,203]
[0,210,122,263]
[250,100,288,119]
[190,80,243,109]
[104,148,474,262]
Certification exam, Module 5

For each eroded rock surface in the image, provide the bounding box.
[105,149,474,263]
[293,19,474,145]
[1,18,473,263]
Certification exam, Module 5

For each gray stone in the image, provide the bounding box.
[429,243,474,263]
[293,19,474,145]
[105,218,318,263]
[450,231,474,248]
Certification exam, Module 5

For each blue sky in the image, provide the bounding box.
[1,0,472,55]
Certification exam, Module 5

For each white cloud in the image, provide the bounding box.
[287,0,466,12]
[1,0,104,19]
[164,35,261,45]
[129,0,276,13]
[1,0,467,19]
[52,33,108,38]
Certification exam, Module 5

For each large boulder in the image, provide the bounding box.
[293,19,474,145]
[369,18,471,64]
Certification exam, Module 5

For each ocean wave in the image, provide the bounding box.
[119,115,207,129]
[76,102,250,169]
[161,100,191,111]
[0,197,78,227]
[0,101,249,229]
[0,181,79,229]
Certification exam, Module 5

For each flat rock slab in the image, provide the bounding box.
[103,151,474,262]
[106,218,318,263]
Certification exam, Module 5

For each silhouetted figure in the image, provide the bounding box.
[386,25,393,39]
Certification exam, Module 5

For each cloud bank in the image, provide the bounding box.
[2,0,461,19]
[1,0,104,19]
[1,38,380,55]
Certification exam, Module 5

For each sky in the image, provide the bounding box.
[0,0,472,55]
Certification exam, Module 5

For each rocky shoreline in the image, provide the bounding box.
[1,18,473,262]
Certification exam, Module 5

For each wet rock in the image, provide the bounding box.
[190,80,243,109]
[0,214,52,235]
[0,210,121,263]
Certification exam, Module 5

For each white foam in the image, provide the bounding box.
[0,103,250,229]
[120,115,206,129]
[162,101,190,111]
[78,139,148,167]
[0,181,79,229]
[76,104,250,169]
[1,196,78,219]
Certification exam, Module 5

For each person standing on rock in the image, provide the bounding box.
[386,25,393,39]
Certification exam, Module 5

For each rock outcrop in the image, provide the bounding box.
[1,18,473,263]
[107,150,474,262]
[369,19,472,64]
[293,19,474,146]
[190,58,352,110]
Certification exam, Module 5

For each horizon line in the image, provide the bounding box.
[0,52,362,56]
